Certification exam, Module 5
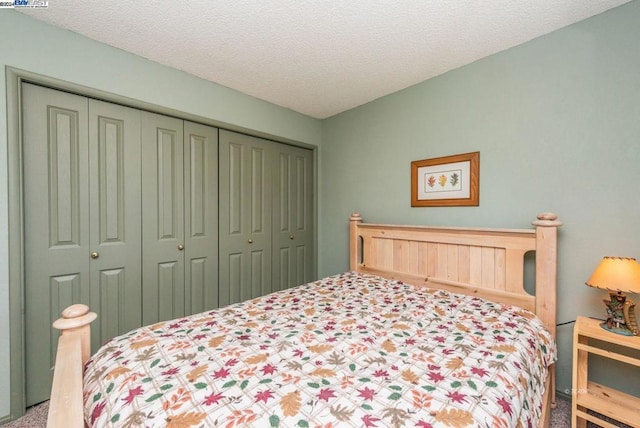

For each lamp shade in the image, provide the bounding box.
[586,256,640,293]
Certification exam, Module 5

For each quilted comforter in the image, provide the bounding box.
[83,272,556,427]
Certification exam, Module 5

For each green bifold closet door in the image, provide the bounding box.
[22,84,219,406]
[141,113,219,326]
[218,130,314,306]
[22,83,143,406]
[271,141,315,291]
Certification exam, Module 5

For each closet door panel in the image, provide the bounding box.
[273,150,291,291]
[227,142,243,235]
[251,147,267,234]
[227,252,243,304]
[219,130,272,306]
[158,261,182,317]
[184,121,218,314]
[219,132,244,306]
[250,249,268,300]
[249,146,271,299]
[23,83,90,406]
[88,99,142,346]
[97,268,127,341]
[296,246,308,285]
[188,258,206,313]
[294,150,314,283]
[142,112,184,325]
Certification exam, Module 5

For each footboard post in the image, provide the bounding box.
[349,212,363,271]
[47,304,97,428]
[533,212,562,409]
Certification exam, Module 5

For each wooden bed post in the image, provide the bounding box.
[532,212,562,410]
[349,212,363,271]
[47,304,97,428]
[532,213,561,339]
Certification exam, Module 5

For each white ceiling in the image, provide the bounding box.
[19,0,631,119]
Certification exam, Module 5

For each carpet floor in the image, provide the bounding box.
[1,396,631,427]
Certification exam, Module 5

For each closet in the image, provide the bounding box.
[219,130,314,306]
[20,83,313,407]
[21,84,219,405]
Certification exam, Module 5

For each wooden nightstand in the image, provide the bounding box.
[572,316,640,428]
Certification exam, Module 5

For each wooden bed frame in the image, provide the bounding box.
[46,212,561,428]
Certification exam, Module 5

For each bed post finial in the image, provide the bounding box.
[533,212,562,227]
[350,213,363,271]
[52,304,97,364]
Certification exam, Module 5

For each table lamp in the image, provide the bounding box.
[585,256,640,336]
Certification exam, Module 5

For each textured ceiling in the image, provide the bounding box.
[19,0,630,119]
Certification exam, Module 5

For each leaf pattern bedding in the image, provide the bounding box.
[83,272,556,427]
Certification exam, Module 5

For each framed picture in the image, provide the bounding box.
[411,151,479,207]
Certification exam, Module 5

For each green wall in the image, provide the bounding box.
[0,10,321,420]
[320,0,640,398]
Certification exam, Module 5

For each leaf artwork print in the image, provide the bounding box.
[83,272,556,428]
[427,176,437,188]
[450,172,459,186]
[438,174,448,187]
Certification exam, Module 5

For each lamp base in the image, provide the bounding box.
[599,321,635,336]
[601,291,639,336]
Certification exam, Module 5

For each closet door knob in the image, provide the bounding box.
[177,244,185,251]
[289,235,294,240]
[90,252,99,259]
[248,239,254,244]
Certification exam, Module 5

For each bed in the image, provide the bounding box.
[46,212,561,427]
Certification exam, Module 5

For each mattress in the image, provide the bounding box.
[83,272,556,427]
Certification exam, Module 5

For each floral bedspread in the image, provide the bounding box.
[83,272,556,427]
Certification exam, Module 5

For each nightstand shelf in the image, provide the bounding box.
[572,316,640,428]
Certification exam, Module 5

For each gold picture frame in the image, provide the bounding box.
[411,151,479,207]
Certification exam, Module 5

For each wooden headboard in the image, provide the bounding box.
[349,212,562,339]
